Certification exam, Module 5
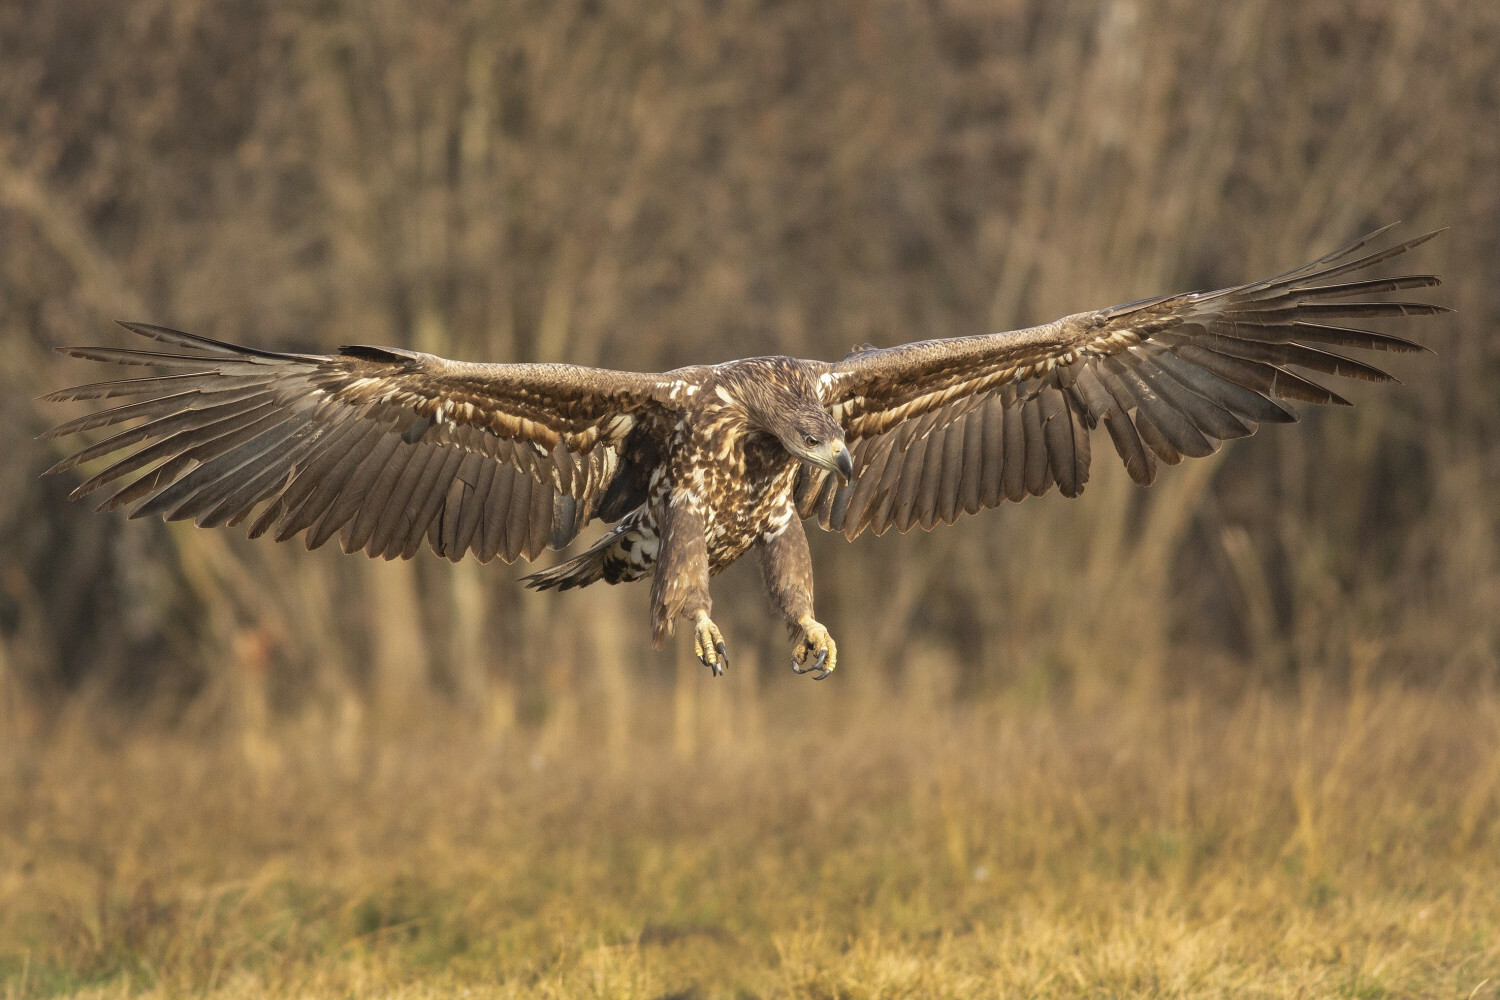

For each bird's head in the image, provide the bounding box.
[772,408,853,485]
[720,361,854,485]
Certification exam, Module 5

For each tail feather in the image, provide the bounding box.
[523,512,657,592]
[523,537,615,591]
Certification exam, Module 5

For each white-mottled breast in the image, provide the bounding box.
[652,412,803,572]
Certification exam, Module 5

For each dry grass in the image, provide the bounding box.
[3,0,1498,712]
[3,673,1498,998]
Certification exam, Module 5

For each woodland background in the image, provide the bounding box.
[0,1,1498,996]
[0,0,1496,720]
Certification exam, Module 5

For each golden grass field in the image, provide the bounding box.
[3,668,1498,999]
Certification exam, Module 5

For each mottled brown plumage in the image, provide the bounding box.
[44,226,1446,678]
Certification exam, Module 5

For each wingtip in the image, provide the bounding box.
[114,319,171,340]
[1386,228,1448,258]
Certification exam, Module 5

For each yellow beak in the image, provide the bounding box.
[809,439,854,485]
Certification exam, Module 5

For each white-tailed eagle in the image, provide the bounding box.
[44,226,1446,678]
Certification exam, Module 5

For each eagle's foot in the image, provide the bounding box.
[692,611,728,677]
[791,616,837,680]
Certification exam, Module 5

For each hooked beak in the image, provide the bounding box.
[809,439,854,485]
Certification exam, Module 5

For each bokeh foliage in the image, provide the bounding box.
[0,0,1496,724]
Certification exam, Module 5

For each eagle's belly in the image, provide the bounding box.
[650,429,800,573]
[699,461,800,570]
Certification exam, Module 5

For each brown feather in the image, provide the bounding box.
[344,442,420,555]
[1171,344,1350,406]
[367,443,439,558]
[1001,394,1027,502]
[892,427,931,532]
[1132,408,1185,465]
[913,426,947,530]
[135,416,301,522]
[958,409,985,515]
[432,452,483,559]
[504,468,533,563]
[1021,394,1053,497]
[54,396,278,483]
[935,418,967,525]
[1038,385,1079,497]
[1147,349,1295,425]
[165,425,314,526]
[395,444,464,558]
[308,434,404,550]
[1199,332,1397,383]
[1132,356,1252,441]
[527,478,555,561]
[447,454,489,559]
[841,435,895,539]
[1102,357,1216,458]
[980,395,1006,508]
[265,421,384,541]
[478,465,516,562]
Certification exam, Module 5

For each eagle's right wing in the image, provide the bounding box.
[44,323,678,563]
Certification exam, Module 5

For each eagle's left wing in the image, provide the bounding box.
[796,226,1446,539]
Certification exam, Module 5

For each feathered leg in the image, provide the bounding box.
[650,500,727,676]
[755,515,837,680]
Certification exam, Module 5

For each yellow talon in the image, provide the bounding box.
[692,611,728,677]
[792,615,837,679]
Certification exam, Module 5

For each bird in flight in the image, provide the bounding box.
[44,226,1445,679]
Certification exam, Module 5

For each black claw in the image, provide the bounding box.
[812,666,831,680]
[793,647,829,679]
[715,640,729,673]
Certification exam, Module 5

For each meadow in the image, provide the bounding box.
[3,669,1498,998]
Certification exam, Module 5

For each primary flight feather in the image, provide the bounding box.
[44,226,1446,678]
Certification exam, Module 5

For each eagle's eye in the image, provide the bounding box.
[804,434,819,447]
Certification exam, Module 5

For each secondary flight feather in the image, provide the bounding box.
[44,226,1446,678]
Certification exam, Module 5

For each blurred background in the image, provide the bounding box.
[0,0,1495,735]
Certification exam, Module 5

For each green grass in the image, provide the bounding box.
[2,678,1498,998]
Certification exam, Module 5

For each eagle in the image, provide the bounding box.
[44,226,1445,679]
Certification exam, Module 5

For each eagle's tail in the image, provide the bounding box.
[522,511,658,592]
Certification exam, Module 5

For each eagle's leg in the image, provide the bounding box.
[755,516,837,680]
[650,501,728,676]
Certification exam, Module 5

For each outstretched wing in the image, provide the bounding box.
[44,323,675,562]
[797,226,1446,539]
